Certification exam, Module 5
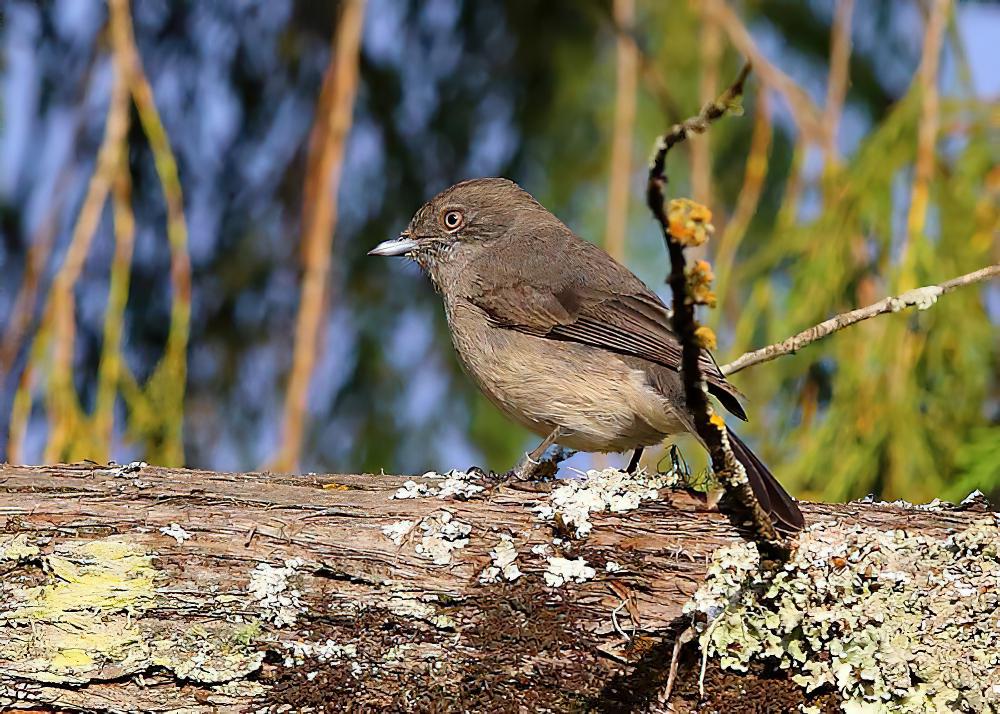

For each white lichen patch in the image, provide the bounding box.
[392,470,485,500]
[158,523,192,544]
[544,557,596,588]
[247,558,305,627]
[386,596,457,630]
[381,519,416,546]
[414,512,471,565]
[393,480,435,499]
[533,467,679,538]
[685,519,1000,713]
[282,639,357,667]
[605,561,622,573]
[436,470,486,500]
[479,534,522,583]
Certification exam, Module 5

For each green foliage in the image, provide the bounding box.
[2,1,995,503]
[725,87,998,502]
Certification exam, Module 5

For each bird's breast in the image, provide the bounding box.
[444,298,686,452]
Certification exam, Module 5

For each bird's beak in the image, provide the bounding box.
[368,234,418,257]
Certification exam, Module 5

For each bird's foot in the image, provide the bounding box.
[477,446,575,485]
[466,466,490,481]
[507,445,575,482]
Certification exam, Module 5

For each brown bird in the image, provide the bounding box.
[370,178,804,533]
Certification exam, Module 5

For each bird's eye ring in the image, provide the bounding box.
[442,209,464,231]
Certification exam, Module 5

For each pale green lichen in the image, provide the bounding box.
[685,518,1000,713]
[149,624,265,683]
[0,534,40,562]
[0,536,264,686]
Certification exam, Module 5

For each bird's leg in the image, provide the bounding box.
[506,426,564,481]
[626,447,644,474]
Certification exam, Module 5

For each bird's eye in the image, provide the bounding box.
[442,209,464,231]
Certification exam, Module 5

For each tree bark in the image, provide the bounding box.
[0,463,987,713]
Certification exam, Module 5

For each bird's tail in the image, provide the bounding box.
[726,428,805,534]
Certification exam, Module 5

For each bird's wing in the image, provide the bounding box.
[467,277,747,421]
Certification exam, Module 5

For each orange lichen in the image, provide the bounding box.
[667,198,715,247]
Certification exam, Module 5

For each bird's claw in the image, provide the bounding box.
[466,465,490,480]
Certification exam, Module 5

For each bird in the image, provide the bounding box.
[369,177,804,534]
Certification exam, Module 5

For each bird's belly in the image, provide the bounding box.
[449,312,686,453]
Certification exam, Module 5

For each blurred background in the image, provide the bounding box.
[1,0,997,503]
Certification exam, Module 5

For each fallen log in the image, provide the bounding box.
[0,462,995,713]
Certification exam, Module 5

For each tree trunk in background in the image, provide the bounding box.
[0,463,990,712]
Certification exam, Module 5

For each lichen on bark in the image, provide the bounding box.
[685,516,1000,712]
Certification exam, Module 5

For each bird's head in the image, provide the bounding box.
[369,177,542,286]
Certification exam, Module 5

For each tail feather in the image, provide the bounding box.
[726,428,805,534]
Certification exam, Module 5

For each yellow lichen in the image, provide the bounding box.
[24,540,158,620]
[667,198,714,247]
[1,539,157,683]
[0,537,265,686]
[684,259,717,307]
[694,325,718,350]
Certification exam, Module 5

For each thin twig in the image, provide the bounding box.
[93,152,135,460]
[597,4,679,121]
[713,90,772,309]
[691,0,722,207]
[271,0,366,472]
[660,626,695,706]
[646,63,787,558]
[899,0,949,277]
[9,29,131,464]
[822,0,854,165]
[710,1,827,144]
[0,172,71,384]
[603,0,639,264]
[721,264,999,376]
[111,0,193,465]
[0,49,98,383]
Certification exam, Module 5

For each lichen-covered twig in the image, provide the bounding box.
[721,264,999,376]
[646,63,787,558]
